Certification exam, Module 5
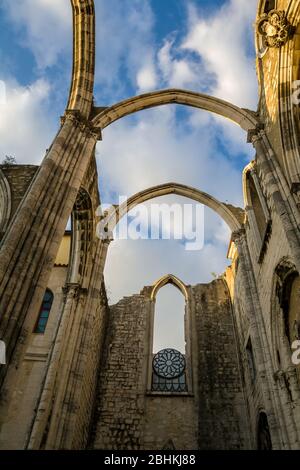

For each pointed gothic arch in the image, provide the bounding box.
[68,187,94,285]
[92,88,259,132]
[151,274,189,301]
[148,274,191,393]
[101,182,244,242]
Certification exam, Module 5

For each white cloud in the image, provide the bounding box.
[136,63,157,92]
[98,106,244,205]
[99,105,240,304]
[1,0,71,69]
[182,0,258,108]
[94,0,156,100]
[157,40,198,89]
[105,228,231,306]
[0,79,56,164]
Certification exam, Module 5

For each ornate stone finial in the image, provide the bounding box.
[256,10,293,48]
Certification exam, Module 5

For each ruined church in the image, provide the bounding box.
[0,0,300,450]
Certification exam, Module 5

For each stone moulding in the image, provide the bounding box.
[92,89,260,133]
[102,182,243,234]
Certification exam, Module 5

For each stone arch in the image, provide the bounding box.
[243,162,270,236]
[243,162,255,208]
[151,274,189,301]
[67,0,95,119]
[92,88,259,132]
[68,187,94,286]
[0,169,11,236]
[101,183,243,240]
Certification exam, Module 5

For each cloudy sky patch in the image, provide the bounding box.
[0,1,258,348]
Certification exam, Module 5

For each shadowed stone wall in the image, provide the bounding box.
[192,280,250,450]
[91,279,250,450]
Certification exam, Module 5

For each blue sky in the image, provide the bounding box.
[0,0,258,347]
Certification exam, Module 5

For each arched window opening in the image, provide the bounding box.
[34,289,54,334]
[248,174,267,240]
[0,340,5,365]
[281,273,300,345]
[264,0,276,13]
[153,284,185,353]
[246,338,256,383]
[257,412,272,450]
[162,439,176,450]
[273,262,300,379]
[151,283,187,393]
[245,168,271,260]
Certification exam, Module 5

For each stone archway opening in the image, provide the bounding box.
[100,183,244,306]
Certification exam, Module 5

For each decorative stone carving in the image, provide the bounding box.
[257,10,293,48]
[61,109,102,141]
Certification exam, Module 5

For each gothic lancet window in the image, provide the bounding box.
[281,272,300,345]
[272,261,300,384]
[248,174,267,241]
[245,168,271,261]
[150,277,189,393]
[257,412,272,450]
[246,338,256,383]
[34,289,54,334]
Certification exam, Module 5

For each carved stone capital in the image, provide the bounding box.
[256,10,293,48]
[62,283,88,299]
[61,110,102,141]
[273,369,285,382]
[231,228,246,244]
[247,124,264,144]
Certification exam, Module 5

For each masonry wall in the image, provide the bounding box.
[0,265,68,449]
[91,293,149,450]
[191,280,251,450]
[0,165,38,222]
[92,279,251,450]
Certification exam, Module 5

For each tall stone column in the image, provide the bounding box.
[232,229,282,449]
[44,240,111,450]
[0,112,100,388]
[27,238,111,450]
[26,282,88,450]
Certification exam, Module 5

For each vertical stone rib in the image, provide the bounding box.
[233,230,282,449]
[67,0,95,119]
[0,117,97,387]
[57,242,110,449]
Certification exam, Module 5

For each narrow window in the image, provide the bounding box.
[264,0,275,13]
[151,283,187,393]
[34,289,53,334]
[248,174,267,241]
[0,340,5,365]
[246,338,256,383]
[282,273,300,345]
[257,412,272,450]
